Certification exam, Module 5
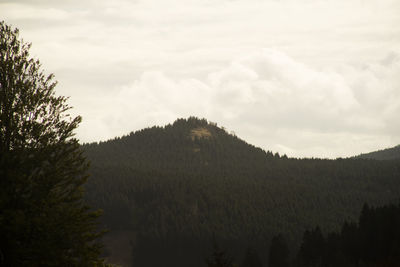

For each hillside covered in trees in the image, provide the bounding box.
[83,117,400,267]
[357,145,400,160]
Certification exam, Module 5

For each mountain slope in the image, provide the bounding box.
[357,145,400,160]
[83,117,400,267]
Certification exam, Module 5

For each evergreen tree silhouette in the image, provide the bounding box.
[297,227,325,267]
[268,234,289,267]
[0,21,104,266]
[242,246,263,267]
[206,239,235,267]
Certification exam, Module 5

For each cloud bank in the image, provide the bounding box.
[78,49,400,158]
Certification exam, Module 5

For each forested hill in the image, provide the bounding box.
[84,117,278,177]
[356,145,400,160]
[83,117,400,267]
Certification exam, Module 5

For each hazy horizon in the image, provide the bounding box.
[1,0,399,158]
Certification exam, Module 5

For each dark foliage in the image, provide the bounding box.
[83,117,400,266]
[294,202,400,267]
[206,240,236,267]
[242,246,263,267]
[0,21,104,266]
[268,234,289,267]
[296,227,325,267]
[356,145,400,160]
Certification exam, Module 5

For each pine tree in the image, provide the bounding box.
[0,21,104,266]
[242,246,263,267]
[268,234,289,267]
[297,227,325,267]
[206,240,235,267]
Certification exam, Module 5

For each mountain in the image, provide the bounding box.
[83,117,400,267]
[356,145,400,160]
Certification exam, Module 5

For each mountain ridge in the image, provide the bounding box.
[86,117,399,160]
[356,145,400,160]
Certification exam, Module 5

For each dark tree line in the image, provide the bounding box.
[206,202,400,267]
[295,202,400,267]
[357,145,400,160]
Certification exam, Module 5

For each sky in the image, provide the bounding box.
[1,0,400,158]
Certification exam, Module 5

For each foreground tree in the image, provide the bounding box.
[0,21,104,265]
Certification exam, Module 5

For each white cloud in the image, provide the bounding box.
[0,3,70,21]
[73,49,400,158]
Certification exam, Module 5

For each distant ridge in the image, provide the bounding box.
[356,145,400,160]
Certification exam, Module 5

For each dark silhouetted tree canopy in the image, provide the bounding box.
[268,234,289,267]
[293,202,400,267]
[206,241,235,267]
[297,227,325,267]
[242,246,263,267]
[0,21,103,266]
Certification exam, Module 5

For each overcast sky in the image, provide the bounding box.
[1,0,400,158]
